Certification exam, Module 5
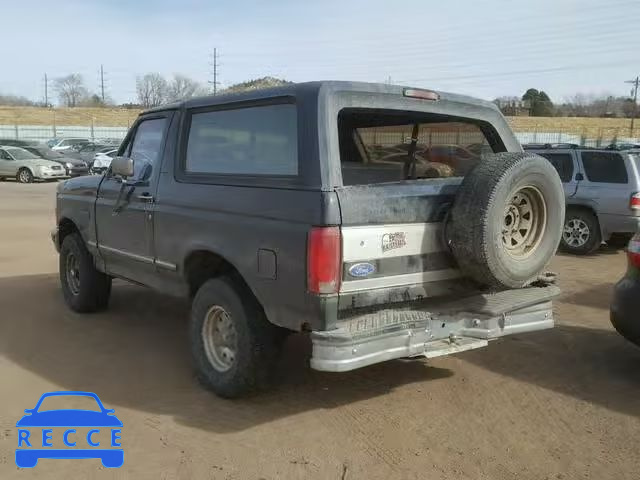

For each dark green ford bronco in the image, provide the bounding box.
[52,81,564,397]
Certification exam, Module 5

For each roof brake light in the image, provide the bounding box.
[403,88,440,101]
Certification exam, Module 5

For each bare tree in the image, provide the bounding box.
[166,74,206,102]
[54,74,88,107]
[136,73,168,108]
[557,93,633,117]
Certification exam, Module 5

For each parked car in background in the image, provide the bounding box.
[50,138,90,151]
[365,143,482,178]
[610,232,640,347]
[23,145,89,177]
[95,137,123,147]
[90,149,117,174]
[0,138,37,148]
[524,144,640,254]
[0,146,67,183]
[65,143,111,163]
[606,143,640,151]
[46,138,63,148]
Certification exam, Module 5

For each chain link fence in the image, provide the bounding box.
[0,123,638,148]
[358,125,639,149]
[0,125,128,143]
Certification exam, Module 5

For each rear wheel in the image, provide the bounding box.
[190,276,285,398]
[59,233,112,312]
[560,209,601,255]
[17,168,33,183]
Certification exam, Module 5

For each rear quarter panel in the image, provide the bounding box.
[152,176,340,330]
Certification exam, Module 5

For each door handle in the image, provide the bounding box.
[137,193,154,203]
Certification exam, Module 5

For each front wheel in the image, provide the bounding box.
[17,168,33,183]
[190,276,286,398]
[59,233,112,312]
[560,209,601,255]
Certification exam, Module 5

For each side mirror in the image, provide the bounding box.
[24,409,33,414]
[111,156,134,178]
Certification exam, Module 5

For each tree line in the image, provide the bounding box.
[494,87,637,118]
[0,74,290,109]
[0,78,636,118]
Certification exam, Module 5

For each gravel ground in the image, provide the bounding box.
[0,181,638,480]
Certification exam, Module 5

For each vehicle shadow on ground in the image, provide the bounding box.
[556,244,622,258]
[464,324,640,419]
[558,283,616,310]
[0,274,452,433]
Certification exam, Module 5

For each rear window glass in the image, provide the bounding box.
[581,151,628,184]
[185,103,298,176]
[338,110,497,186]
[537,152,574,182]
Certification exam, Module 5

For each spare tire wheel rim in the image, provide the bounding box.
[562,218,590,247]
[501,185,547,258]
[202,305,237,372]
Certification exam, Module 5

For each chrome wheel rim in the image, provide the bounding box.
[202,306,237,372]
[563,218,590,247]
[65,252,81,295]
[19,170,30,183]
[501,186,547,258]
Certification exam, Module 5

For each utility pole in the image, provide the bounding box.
[208,48,219,95]
[625,76,639,136]
[100,64,105,102]
[44,73,49,107]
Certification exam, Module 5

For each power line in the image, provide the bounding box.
[208,48,220,95]
[100,64,105,102]
[625,76,639,135]
[43,73,49,107]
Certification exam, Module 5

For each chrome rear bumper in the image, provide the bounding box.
[311,286,558,372]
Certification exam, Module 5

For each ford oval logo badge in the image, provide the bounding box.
[348,262,376,278]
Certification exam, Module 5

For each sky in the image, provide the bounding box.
[1,0,639,105]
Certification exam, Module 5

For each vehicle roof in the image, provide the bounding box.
[144,80,499,114]
[524,144,623,153]
[2,146,29,151]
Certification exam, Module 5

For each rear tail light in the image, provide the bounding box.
[307,227,341,294]
[628,234,640,269]
[630,192,640,211]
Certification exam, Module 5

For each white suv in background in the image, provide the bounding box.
[90,149,117,174]
[525,144,640,254]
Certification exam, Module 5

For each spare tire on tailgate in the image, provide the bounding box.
[448,152,564,289]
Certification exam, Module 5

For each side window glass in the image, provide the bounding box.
[0,150,10,160]
[538,153,574,183]
[126,118,168,180]
[581,152,628,184]
[185,104,298,176]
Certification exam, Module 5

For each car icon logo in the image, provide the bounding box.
[15,391,123,468]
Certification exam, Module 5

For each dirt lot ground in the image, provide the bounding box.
[0,181,639,480]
